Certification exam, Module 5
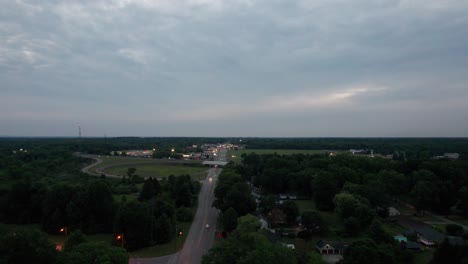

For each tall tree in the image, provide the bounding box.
[312,172,338,210]
[222,208,239,232]
[0,228,57,264]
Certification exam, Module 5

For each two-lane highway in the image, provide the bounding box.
[170,167,219,264]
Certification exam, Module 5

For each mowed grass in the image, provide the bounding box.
[103,164,208,180]
[86,156,208,180]
[94,156,202,167]
[228,149,344,163]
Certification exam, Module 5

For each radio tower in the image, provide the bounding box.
[78,125,82,138]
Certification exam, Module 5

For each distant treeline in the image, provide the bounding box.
[2,137,467,160]
[0,137,236,156]
[242,138,468,159]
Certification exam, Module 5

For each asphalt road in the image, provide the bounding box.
[78,154,124,179]
[170,167,220,264]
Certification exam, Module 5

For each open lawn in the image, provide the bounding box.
[228,149,343,163]
[86,156,208,180]
[103,164,208,180]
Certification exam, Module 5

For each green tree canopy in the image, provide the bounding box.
[0,228,57,264]
[222,207,239,232]
[58,241,128,264]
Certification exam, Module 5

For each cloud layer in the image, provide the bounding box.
[1,0,468,136]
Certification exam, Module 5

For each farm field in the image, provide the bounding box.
[228,149,344,163]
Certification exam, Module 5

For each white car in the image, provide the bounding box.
[205,224,210,229]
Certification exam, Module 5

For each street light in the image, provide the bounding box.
[116,234,124,247]
[59,227,68,237]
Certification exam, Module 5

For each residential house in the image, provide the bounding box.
[316,240,347,255]
[415,226,445,246]
[394,235,422,251]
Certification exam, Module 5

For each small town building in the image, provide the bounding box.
[415,226,445,246]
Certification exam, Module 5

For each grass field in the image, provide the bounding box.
[103,164,208,180]
[228,149,344,163]
[86,156,208,180]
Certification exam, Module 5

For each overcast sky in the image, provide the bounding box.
[1,0,468,137]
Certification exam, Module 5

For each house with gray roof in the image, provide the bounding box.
[316,240,347,255]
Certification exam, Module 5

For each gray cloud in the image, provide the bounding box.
[1,0,468,136]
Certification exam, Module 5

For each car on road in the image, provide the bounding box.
[205,224,210,229]
[209,177,212,182]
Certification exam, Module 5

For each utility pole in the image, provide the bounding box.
[174,219,177,251]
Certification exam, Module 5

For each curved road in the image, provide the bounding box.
[78,154,123,178]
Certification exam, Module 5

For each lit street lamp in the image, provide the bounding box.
[59,227,68,237]
[116,234,124,247]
